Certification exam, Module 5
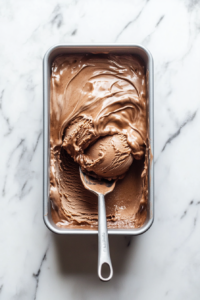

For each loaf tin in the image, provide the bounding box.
[43,44,154,235]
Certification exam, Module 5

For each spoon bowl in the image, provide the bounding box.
[79,169,116,196]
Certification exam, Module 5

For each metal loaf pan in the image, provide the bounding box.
[43,44,154,235]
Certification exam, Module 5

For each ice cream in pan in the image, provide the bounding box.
[50,53,149,229]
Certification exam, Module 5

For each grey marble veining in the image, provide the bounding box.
[0,0,200,299]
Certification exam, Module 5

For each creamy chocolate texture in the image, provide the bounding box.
[50,53,149,229]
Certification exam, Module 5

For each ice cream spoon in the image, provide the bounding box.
[79,168,116,281]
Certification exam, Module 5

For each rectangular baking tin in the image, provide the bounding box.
[43,44,154,235]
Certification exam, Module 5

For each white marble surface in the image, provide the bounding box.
[1,0,200,299]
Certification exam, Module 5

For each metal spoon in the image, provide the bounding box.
[79,168,116,281]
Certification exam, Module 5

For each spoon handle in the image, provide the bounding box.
[98,193,113,281]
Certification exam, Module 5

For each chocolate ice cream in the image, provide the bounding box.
[50,53,149,229]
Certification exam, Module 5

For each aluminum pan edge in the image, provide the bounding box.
[43,44,154,235]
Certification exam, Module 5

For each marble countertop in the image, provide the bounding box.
[1,0,200,299]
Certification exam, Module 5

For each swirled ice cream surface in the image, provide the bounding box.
[50,54,149,229]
